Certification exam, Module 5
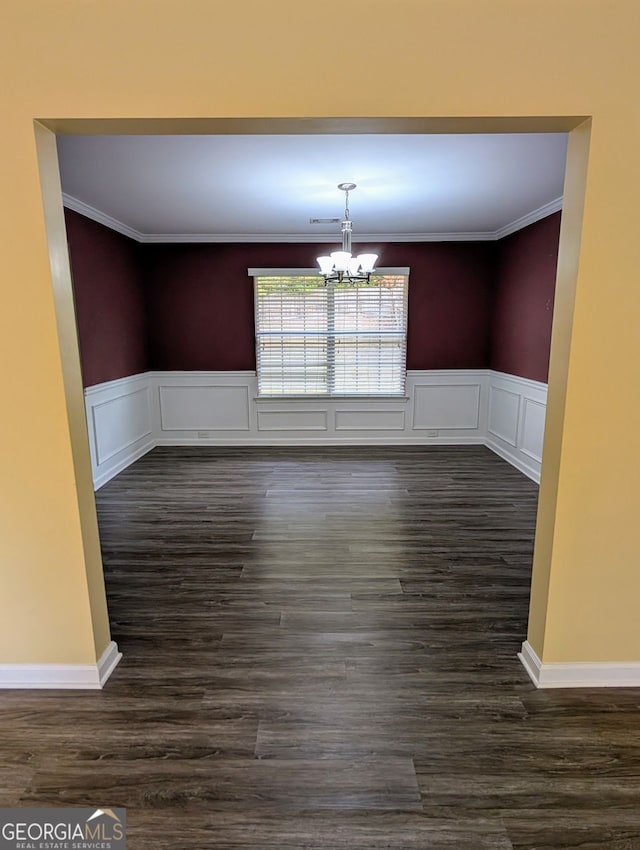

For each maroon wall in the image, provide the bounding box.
[402,242,496,369]
[491,212,561,383]
[65,209,148,386]
[67,208,561,387]
[142,241,497,372]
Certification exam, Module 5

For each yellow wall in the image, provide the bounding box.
[0,0,639,665]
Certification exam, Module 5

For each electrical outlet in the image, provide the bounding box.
[197,430,210,438]
[427,429,439,437]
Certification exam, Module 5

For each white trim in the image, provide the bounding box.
[494,197,563,239]
[254,395,410,403]
[249,267,324,277]
[97,640,123,687]
[408,369,487,380]
[63,193,144,242]
[155,435,485,447]
[485,438,541,483]
[519,641,640,688]
[84,370,154,396]
[63,193,562,244]
[490,369,548,394]
[144,232,496,243]
[93,440,155,490]
[0,641,122,690]
[518,640,543,686]
[247,266,411,277]
[153,370,255,380]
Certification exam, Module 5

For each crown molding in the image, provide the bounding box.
[493,196,563,240]
[62,194,562,244]
[62,193,145,241]
[139,230,500,243]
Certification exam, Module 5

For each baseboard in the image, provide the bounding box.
[518,640,544,686]
[0,640,122,690]
[519,640,640,688]
[154,435,486,447]
[94,440,154,490]
[486,437,541,483]
[97,640,123,686]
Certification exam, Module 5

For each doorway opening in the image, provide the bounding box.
[35,115,589,681]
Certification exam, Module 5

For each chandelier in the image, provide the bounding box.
[317,183,378,284]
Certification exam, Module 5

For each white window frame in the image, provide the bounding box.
[250,267,410,399]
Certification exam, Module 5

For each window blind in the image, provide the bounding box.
[254,273,408,396]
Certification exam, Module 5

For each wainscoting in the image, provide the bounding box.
[485,370,548,482]
[84,369,546,489]
[84,373,155,490]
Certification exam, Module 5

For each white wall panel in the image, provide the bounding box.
[486,371,548,482]
[335,409,405,431]
[93,388,151,464]
[520,398,546,462]
[84,374,154,489]
[159,385,250,431]
[488,386,520,446]
[258,409,328,431]
[413,383,481,430]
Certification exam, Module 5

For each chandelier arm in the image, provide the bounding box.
[323,271,371,287]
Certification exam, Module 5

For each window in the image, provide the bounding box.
[253,269,409,396]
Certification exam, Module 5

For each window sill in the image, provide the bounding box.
[254,395,410,403]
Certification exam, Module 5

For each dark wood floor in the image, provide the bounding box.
[3,447,640,849]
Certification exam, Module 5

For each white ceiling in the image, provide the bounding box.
[57,133,567,242]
